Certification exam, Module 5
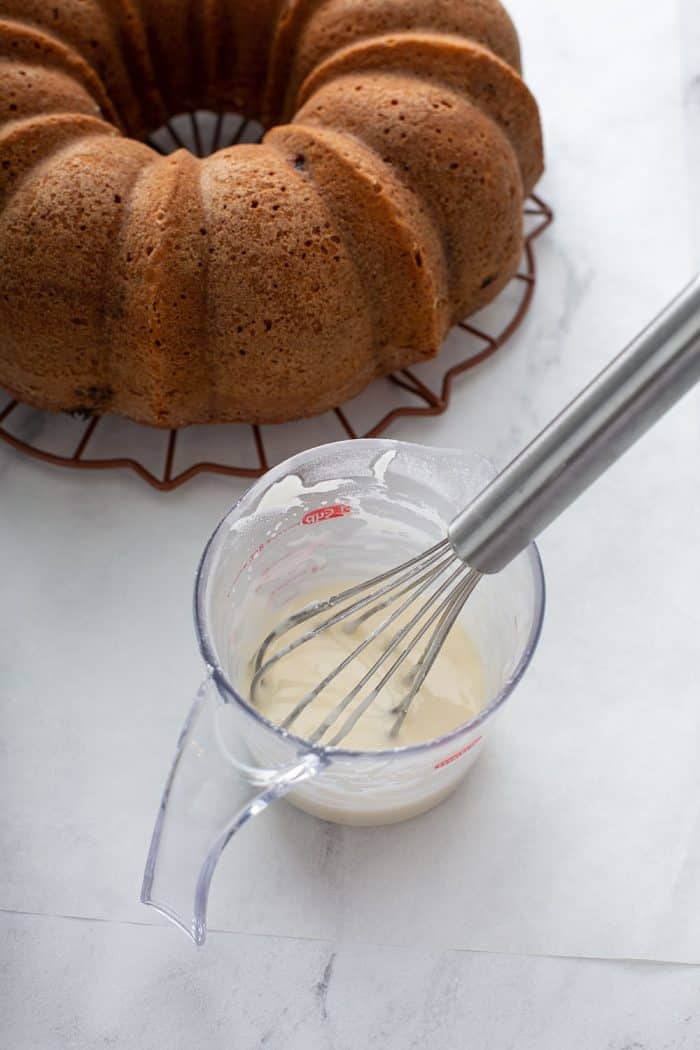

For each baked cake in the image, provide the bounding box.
[0,0,543,426]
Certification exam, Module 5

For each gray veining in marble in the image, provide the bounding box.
[4,913,700,1050]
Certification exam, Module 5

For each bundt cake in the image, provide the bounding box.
[0,0,543,427]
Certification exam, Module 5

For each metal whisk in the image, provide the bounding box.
[251,276,700,747]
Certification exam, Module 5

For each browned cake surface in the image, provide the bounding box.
[0,0,543,426]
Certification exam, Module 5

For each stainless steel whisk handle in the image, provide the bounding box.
[449,275,700,574]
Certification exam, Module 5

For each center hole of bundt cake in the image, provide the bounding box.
[147,111,265,158]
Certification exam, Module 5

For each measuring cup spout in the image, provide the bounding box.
[141,672,326,945]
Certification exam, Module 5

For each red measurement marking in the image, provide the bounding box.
[434,736,483,770]
[302,504,352,526]
[227,520,304,593]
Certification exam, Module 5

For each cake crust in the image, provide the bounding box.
[0,0,543,426]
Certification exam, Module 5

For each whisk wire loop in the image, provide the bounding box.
[250,534,485,746]
[307,560,470,745]
[278,550,459,733]
[250,538,451,698]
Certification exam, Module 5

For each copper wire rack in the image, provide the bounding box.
[0,111,553,491]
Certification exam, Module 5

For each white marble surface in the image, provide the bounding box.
[2,0,700,1045]
[4,912,700,1050]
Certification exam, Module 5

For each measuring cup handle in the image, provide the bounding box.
[141,671,327,945]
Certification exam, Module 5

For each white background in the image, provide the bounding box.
[2,0,700,1045]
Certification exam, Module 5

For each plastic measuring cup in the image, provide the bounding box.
[141,439,545,944]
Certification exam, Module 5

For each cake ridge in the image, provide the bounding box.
[295,66,525,320]
[279,0,522,119]
[0,114,117,205]
[295,30,542,191]
[121,146,212,422]
[96,0,168,134]
[94,139,164,419]
[0,15,120,124]
[267,119,449,369]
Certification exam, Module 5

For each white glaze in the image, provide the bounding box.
[250,584,484,750]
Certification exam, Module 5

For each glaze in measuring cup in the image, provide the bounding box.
[141,440,545,944]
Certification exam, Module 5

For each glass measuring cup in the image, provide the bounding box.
[141,439,545,944]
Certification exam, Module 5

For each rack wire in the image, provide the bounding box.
[0,111,553,491]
